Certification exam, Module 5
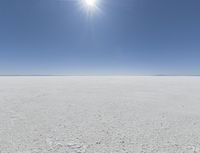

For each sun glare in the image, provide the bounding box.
[85,0,96,7]
[78,0,101,17]
[80,0,99,12]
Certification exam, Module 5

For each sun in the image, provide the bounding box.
[85,0,96,7]
[81,0,99,11]
[79,0,101,16]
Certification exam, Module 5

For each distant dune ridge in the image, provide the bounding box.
[0,76,200,153]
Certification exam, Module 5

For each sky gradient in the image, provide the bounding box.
[0,0,200,75]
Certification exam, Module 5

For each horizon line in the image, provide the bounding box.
[0,74,200,77]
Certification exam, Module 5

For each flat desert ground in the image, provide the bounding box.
[1,76,200,153]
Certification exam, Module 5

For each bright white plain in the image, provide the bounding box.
[0,76,200,153]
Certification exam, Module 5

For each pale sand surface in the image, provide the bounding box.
[0,76,200,153]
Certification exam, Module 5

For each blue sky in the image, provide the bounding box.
[0,0,200,75]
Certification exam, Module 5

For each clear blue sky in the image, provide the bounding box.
[0,0,200,75]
